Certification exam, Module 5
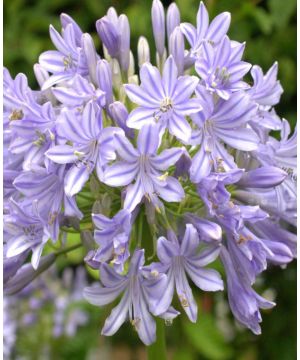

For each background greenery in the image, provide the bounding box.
[4,0,296,359]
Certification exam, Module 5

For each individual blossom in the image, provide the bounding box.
[124,56,201,143]
[181,2,231,62]
[102,123,185,211]
[83,249,168,345]
[195,36,251,100]
[91,209,132,272]
[13,165,82,241]
[148,224,223,322]
[220,247,275,335]
[51,74,106,109]
[46,102,120,196]
[39,22,98,88]
[189,88,258,183]
[4,199,51,270]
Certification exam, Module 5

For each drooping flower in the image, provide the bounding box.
[220,247,275,335]
[4,199,51,270]
[91,209,132,272]
[124,56,201,143]
[148,224,223,322]
[83,249,169,345]
[102,123,185,211]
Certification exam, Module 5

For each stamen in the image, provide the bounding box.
[9,109,24,121]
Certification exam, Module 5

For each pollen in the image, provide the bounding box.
[9,109,24,121]
[179,294,189,308]
[157,172,169,181]
[160,97,173,113]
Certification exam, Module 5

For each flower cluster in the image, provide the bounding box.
[4,0,296,346]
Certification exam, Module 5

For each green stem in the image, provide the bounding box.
[147,318,167,360]
[55,242,82,257]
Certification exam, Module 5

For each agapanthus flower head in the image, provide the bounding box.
[3,0,296,348]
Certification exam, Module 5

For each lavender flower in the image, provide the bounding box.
[181,2,231,61]
[91,209,131,271]
[149,224,223,321]
[84,249,168,345]
[3,0,296,345]
[125,56,201,143]
[102,123,185,211]
[190,89,258,182]
[195,36,251,99]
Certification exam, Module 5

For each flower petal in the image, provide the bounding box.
[103,161,138,187]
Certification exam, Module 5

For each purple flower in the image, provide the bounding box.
[102,123,185,211]
[13,165,82,241]
[51,74,105,108]
[195,36,251,99]
[151,0,166,57]
[83,249,168,345]
[46,102,120,196]
[39,23,89,89]
[96,8,130,72]
[248,62,283,107]
[189,89,258,182]
[125,56,201,143]
[149,224,223,322]
[91,209,132,271]
[4,253,56,295]
[181,2,231,61]
[220,247,274,335]
[166,3,181,41]
[5,199,51,270]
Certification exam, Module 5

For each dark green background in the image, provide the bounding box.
[4,0,296,359]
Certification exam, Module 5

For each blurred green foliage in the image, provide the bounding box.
[4,0,296,359]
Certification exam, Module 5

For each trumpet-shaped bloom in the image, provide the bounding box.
[92,209,132,272]
[148,224,223,322]
[46,102,120,196]
[189,89,258,183]
[195,36,251,100]
[4,199,50,270]
[181,2,231,60]
[102,123,185,211]
[124,56,201,143]
[83,249,168,345]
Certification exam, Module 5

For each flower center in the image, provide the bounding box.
[212,66,230,88]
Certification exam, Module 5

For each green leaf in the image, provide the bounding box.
[183,313,233,360]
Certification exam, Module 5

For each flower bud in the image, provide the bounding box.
[238,166,288,188]
[109,101,134,138]
[4,254,56,295]
[96,59,113,106]
[167,3,181,40]
[119,14,130,72]
[128,51,135,77]
[96,16,119,58]
[169,26,185,75]
[82,33,98,85]
[151,0,165,57]
[137,36,150,67]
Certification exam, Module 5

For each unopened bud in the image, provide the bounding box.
[138,36,150,67]
[167,3,181,41]
[151,0,165,57]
